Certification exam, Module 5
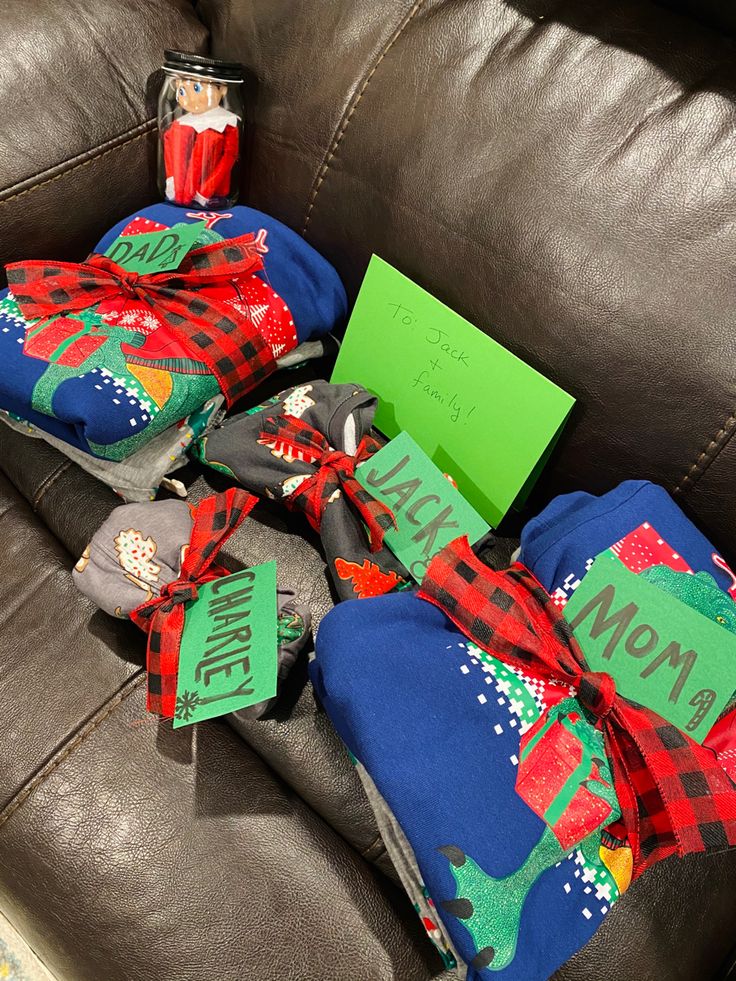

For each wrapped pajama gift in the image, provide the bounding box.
[73,489,311,720]
[0,337,330,502]
[0,396,225,502]
[193,380,410,601]
[518,479,736,779]
[312,538,736,980]
[0,204,346,468]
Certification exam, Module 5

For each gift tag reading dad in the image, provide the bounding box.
[563,553,736,742]
[356,431,490,581]
[104,219,206,275]
[331,255,574,526]
[173,560,278,728]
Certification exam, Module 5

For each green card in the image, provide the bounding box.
[173,561,278,728]
[563,553,736,742]
[356,431,490,581]
[104,220,206,275]
[331,255,574,526]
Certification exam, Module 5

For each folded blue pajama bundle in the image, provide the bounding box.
[0,204,346,498]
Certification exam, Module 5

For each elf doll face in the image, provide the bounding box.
[174,77,227,115]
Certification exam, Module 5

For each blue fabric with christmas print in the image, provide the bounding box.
[312,591,624,981]
[95,204,348,344]
[0,204,346,461]
[518,480,736,605]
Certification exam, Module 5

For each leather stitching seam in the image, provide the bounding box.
[0,674,146,832]
[0,119,156,207]
[674,410,736,495]
[361,830,387,860]
[301,0,426,236]
[31,461,72,510]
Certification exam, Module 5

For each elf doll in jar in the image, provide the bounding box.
[160,51,244,209]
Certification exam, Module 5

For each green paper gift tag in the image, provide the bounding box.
[331,255,574,526]
[356,431,490,582]
[563,553,736,742]
[104,220,206,275]
[173,561,278,728]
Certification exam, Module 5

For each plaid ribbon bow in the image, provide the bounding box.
[418,536,736,879]
[6,234,276,407]
[130,488,257,717]
[259,414,397,552]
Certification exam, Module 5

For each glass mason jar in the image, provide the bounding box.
[158,50,244,209]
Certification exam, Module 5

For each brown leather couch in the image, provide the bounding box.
[1,1,736,979]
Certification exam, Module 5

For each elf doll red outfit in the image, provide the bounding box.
[162,75,240,207]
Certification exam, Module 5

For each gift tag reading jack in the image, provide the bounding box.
[104,220,206,275]
[356,431,490,582]
[173,561,278,728]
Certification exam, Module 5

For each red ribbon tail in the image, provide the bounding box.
[365,510,396,554]
[171,233,264,281]
[146,604,186,719]
[6,257,120,321]
[183,488,257,580]
[343,477,396,553]
[603,727,645,874]
[609,702,736,879]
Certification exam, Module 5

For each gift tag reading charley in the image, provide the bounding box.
[173,561,278,728]
[356,431,490,582]
[104,219,206,275]
[563,552,736,742]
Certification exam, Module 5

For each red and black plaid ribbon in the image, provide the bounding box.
[6,234,276,407]
[259,414,397,552]
[418,536,736,879]
[129,489,257,717]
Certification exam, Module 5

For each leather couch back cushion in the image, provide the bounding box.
[199,0,736,555]
[658,0,736,37]
[0,0,207,270]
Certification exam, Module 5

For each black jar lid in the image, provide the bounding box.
[163,50,243,83]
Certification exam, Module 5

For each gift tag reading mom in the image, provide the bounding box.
[104,220,206,275]
[563,553,736,742]
[173,561,278,728]
[356,431,490,581]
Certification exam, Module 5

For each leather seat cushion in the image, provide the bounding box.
[0,463,443,981]
[0,417,399,873]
